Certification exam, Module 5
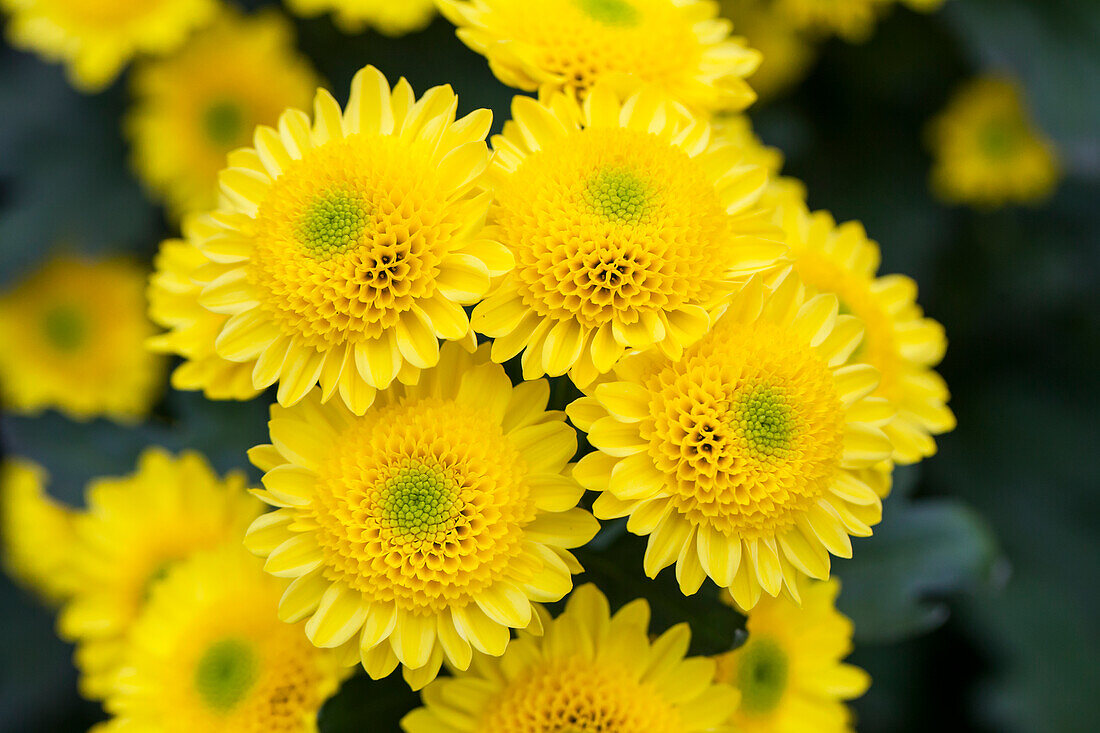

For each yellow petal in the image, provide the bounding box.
[643,514,692,578]
[306,584,368,648]
[523,508,600,547]
[474,582,532,628]
[391,611,437,669]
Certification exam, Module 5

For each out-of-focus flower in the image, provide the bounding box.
[928,75,1060,208]
[0,257,165,422]
[284,0,437,35]
[0,0,217,91]
[127,9,319,219]
[774,0,881,43]
[720,0,816,99]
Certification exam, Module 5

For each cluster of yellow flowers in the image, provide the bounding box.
[0,0,1059,730]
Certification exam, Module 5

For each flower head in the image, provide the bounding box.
[55,449,262,699]
[780,200,955,465]
[244,342,599,689]
[154,65,509,414]
[569,271,894,608]
[438,0,762,113]
[0,0,216,91]
[714,579,869,732]
[0,257,165,421]
[928,75,1060,208]
[471,86,785,386]
[402,583,741,732]
[127,9,320,218]
[0,460,78,604]
[285,0,437,35]
[98,547,345,732]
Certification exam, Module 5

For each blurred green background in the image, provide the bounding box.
[1,0,1097,731]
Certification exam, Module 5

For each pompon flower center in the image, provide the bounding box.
[642,321,845,537]
[494,128,733,331]
[792,252,900,400]
[575,0,641,27]
[978,117,1023,160]
[41,304,88,352]
[249,135,454,348]
[194,638,259,712]
[732,636,790,715]
[202,100,246,148]
[478,656,683,732]
[312,398,536,612]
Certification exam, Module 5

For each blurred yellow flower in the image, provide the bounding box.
[438,0,761,113]
[928,75,1060,208]
[166,65,506,414]
[720,0,816,99]
[774,0,881,42]
[55,449,262,699]
[402,583,741,732]
[569,271,893,609]
[0,459,78,604]
[471,86,785,386]
[127,9,319,219]
[244,343,598,689]
[96,547,345,733]
[285,0,437,35]
[780,200,955,466]
[716,579,869,732]
[0,0,216,91]
[0,257,165,422]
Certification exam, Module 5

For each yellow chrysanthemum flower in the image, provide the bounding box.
[147,229,262,401]
[0,459,78,604]
[56,448,263,699]
[928,75,1060,208]
[780,200,955,465]
[127,9,320,219]
[0,0,217,92]
[243,342,599,689]
[96,547,345,733]
[0,257,165,422]
[715,579,869,732]
[774,0,881,42]
[438,0,762,113]
[285,0,437,35]
[568,271,894,609]
[161,65,508,415]
[720,0,815,100]
[402,583,741,732]
[470,86,786,386]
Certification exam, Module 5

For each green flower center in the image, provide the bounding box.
[576,0,640,26]
[203,100,245,148]
[42,305,87,352]
[978,118,1021,160]
[737,636,790,715]
[735,385,794,460]
[584,166,651,224]
[381,463,459,539]
[194,638,259,713]
[297,190,370,259]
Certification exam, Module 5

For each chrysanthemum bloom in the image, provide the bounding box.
[165,65,508,414]
[719,0,816,100]
[0,0,216,92]
[714,579,869,732]
[244,343,599,689]
[127,9,319,218]
[0,257,165,421]
[96,548,345,733]
[780,200,955,466]
[773,0,881,42]
[438,0,762,113]
[0,460,78,604]
[401,583,741,732]
[928,76,1060,208]
[568,271,894,608]
[285,0,437,35]
[470,86,786,386]
[55,449,262,699]
[147,229,262,401]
